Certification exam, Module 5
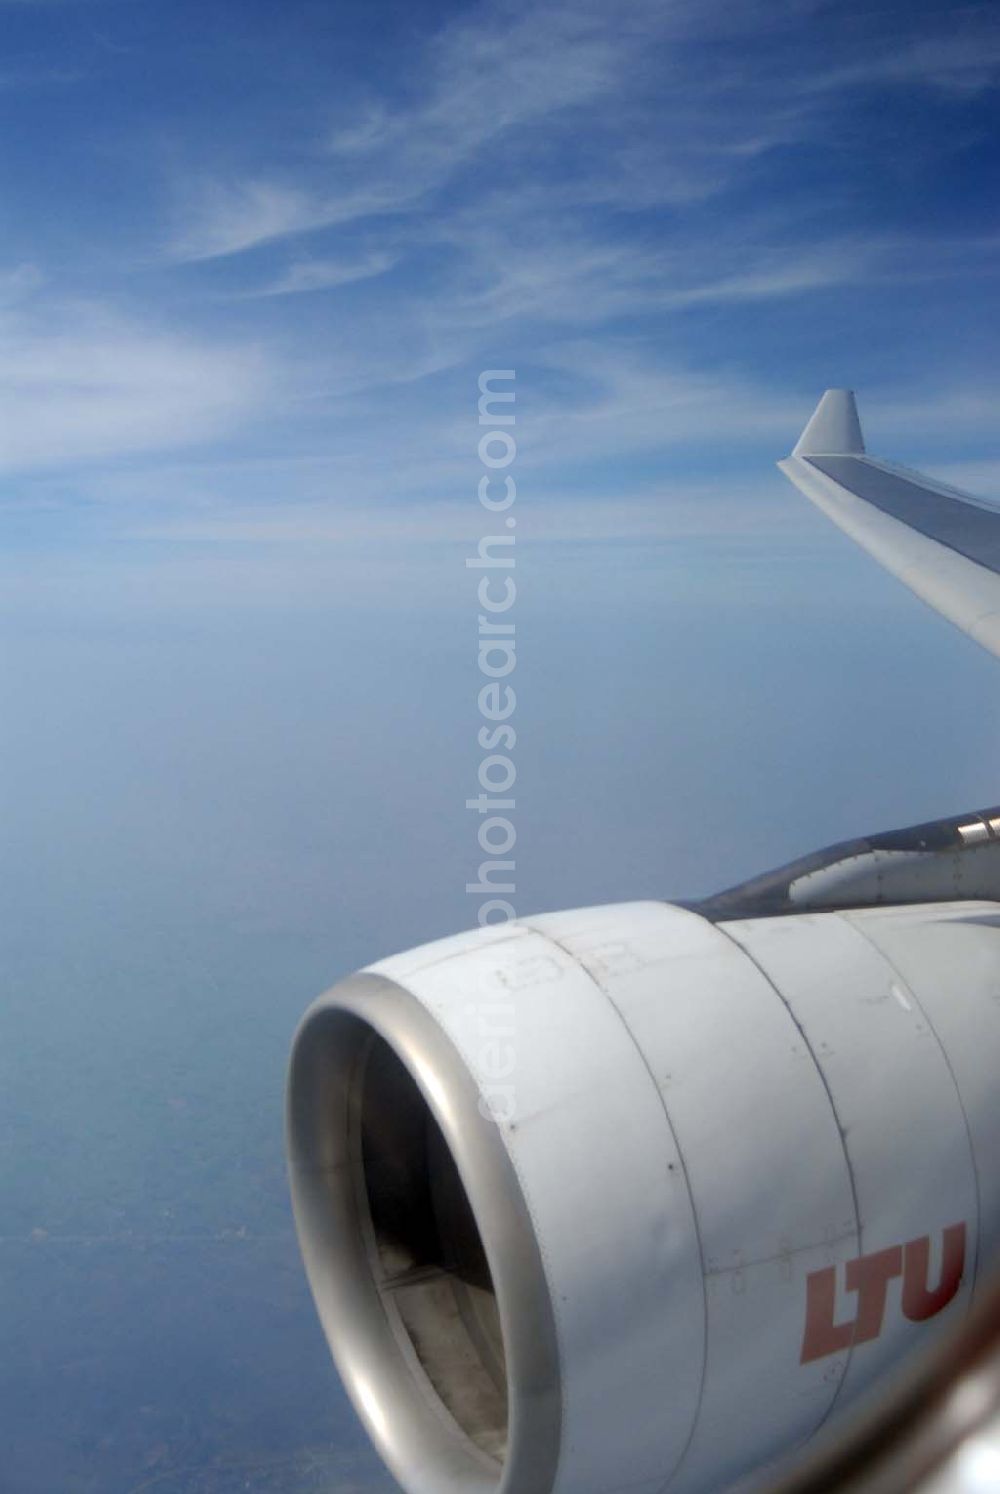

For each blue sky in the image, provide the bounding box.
[2,0,1000,553]
[2,4,1000,1492]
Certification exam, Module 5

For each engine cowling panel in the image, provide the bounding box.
[286,900,1000,1494]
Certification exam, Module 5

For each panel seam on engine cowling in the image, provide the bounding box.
[838,910,983,1318]
[710,918,863,1446]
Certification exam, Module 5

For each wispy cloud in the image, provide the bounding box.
[0,305,273,472]
[169,178,334,264]
[166,0,816,264]
[124,477,809,549]
[875,387,1000,449]
[243,250,397,299]
[416,225,877,334]
[525,339,805,466]
[806,20,1000,96]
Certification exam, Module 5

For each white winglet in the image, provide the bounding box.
[792,388,865,457]
[780,392,1000,659]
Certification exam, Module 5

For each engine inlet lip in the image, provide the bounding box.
[286,969,562,1494]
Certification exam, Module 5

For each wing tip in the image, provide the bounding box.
[792,388,866,458]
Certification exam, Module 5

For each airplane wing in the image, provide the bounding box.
[779,390,1000,659]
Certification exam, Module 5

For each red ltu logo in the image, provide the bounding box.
[801,1223,967,1364]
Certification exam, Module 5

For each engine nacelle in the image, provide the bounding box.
[286,899,1000,1494]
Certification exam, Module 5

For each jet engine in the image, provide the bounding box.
[287,898,1000,1494]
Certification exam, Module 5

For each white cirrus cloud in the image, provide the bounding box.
[243,249,397,299]
[166,0,796,264]
[806,23,1000,96]
[168,177,334,263]
[0,306,274,473]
